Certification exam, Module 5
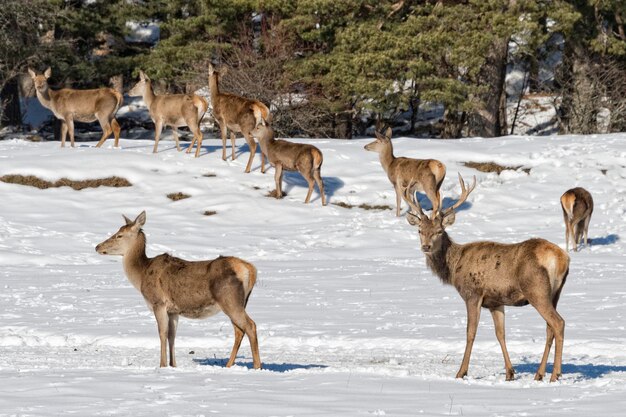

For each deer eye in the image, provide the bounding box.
[116,235,123,239]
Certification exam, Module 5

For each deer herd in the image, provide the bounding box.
[28,64,595,382]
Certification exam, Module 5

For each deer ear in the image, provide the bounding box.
[442,211,456,227]
[43,67,52,79]
[134,211,147,227]
[384,127,392,140]
[28,68,36,79]
[123,214,133,225]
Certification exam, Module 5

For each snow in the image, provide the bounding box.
[1,132,625,416]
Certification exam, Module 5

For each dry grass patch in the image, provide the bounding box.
[266,189,286,198]
[332,202,392,211]
[203,210,217,216]
[463,161,531,175]
[202,172,217,177]
[0,174,131,190]
[167,192,191,201]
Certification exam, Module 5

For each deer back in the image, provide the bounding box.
[139,254,255,319]
[391,157,446,191]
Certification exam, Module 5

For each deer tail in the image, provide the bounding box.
[313,147,323,170]
[251,101,271,126]
[112,89,124,114]
[561,193,575,222]
[193,95,209,120]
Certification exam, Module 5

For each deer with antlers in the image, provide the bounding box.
[129,70,208,156]
[364,127,446,217]
[95,211,261,369]
[207,63,271,173]
[560,187,593,252]
[403,174,570,382]
[28,68,122,148]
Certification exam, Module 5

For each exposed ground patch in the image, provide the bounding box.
[0,174,131,190]
[332,202,393,211]
[463,161,531,175]
[203,210,217,216]
[202,172,217,177]
[167,192,191,201]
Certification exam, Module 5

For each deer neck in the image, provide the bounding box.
[424,233,462,286]
[378,143,395,175]
[36,86,55,111]
[209,74,219,105]
[122,231,150,292]
[143,82,156,108]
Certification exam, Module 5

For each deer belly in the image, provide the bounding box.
[73,113,98,123]
[180,303,222,319]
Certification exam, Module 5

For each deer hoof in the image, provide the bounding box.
[506,369,515,381]
[533,372,544,381]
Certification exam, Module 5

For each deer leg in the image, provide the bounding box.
[243,133,256,173]
[168,313,179,367]
[219,292,261,370]
[153,119,163,154]
[457,296,483,379]
[66,117,76,148]
[534,288,564,381]
[226,323,245,367]
[394,183,402,217]
[490,306,515,381]
[230,131,236,161]
[529,295,565,382]
[95,114,113,148]
[260,148,266,173]
[425,181,441,214]
[153,305,169,368]
[274,163,284,199]
[583,215,591,247]
[171,129,182,152]
[314,167,326,206]
[111,118,121,147]
[219,124,228,160]
[301,163,316,204]
[60,120,68,148]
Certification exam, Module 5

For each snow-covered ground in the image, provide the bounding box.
[1,133,625,416]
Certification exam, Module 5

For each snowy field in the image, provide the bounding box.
[0,132,625,416]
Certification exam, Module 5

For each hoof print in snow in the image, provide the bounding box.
[167,192,191,201]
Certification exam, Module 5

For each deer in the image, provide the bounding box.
[95,211,261,369]
[28,67,122,148]
[403,174,570,382]
[364,127,446,217]
[129,70,208,156]
[560,187,593,252]
[207,63,271,173]
[252,124,326,205]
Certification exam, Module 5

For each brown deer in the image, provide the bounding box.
[252,124,326,205]
[403,174,570,382]
[208,63,271,173]
[28,67,122,148]
[95,211,261,369]
[560,187,593,252]
[364,127,446,216]
[129,70,208,156]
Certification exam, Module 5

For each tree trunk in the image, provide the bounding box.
[467,36,509,138]
[441,108,465,139]
[333,110,352,139]
[0,76,22,127]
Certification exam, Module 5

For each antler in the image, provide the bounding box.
[402,181,426,219]
[441,173,476,217]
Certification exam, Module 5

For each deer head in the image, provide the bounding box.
[96,211,146,256]
[28,67,52,93]
[404,173,476,255]
[128,70,150,97]
[364,127,392,152]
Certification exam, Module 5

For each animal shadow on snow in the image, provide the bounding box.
[193,357,327,373]
[515,362,626,380]
[412,193,473,213]
[588,234,619,246]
